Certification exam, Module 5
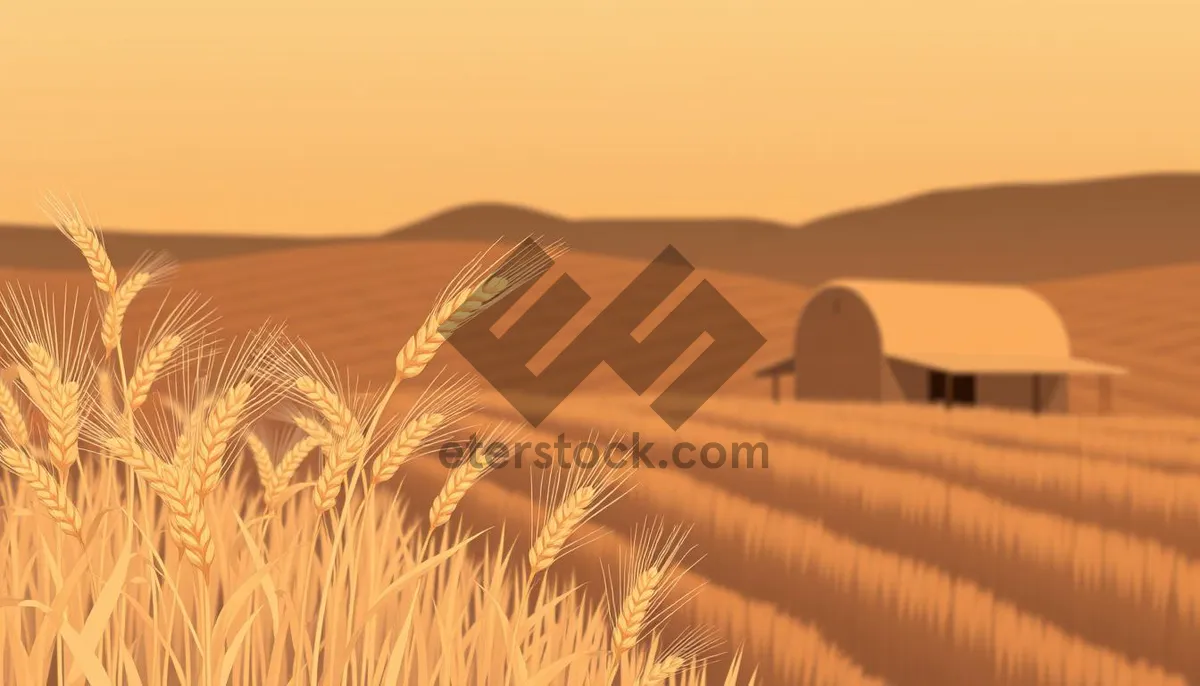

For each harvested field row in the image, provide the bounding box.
[685,406,1200,555]
[470,425,1187,686]
[502,402,1200,678]
[393,451,884,686]
[701,398,1200,474]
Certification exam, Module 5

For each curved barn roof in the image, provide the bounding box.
[814,279,1126,375]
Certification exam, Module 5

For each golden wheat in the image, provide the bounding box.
[292,412,337,446]
[371,411,445,485]
[428,449,493,531]
[529,486,596,574]
[0,446,83,539]
[395,277,508,381]
[269,434,323,505]
[43,195,119,297]
[244,431,275,492]
[24,342,80,472]
[100,272,151,352]
[192,381,253,498]
[294,375,359,436]
[0,378,29,447]
[640,655,685,686]
[614,566,665,655]
[312,429,367,513]
[125,333,184,412]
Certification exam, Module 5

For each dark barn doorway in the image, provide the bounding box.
[928,370,976,406]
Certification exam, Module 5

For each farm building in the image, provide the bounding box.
[756,279,1126,413]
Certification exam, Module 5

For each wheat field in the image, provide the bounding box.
[4,210,1200,684]
[0,205,767,686]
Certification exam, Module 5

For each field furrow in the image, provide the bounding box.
[470,424,1187,686]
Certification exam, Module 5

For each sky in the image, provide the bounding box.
[2,0,1199,236]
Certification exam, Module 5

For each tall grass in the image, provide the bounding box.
[0,200,759,685]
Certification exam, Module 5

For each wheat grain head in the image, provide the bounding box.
[0,445,84,539]
[609,520,697,658]
[41,194,119,297]
[428,422,522,531]
[371,374,478,485]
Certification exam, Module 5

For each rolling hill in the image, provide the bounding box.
[387,173,1200,284]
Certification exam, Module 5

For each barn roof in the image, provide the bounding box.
[814,278,1127,376]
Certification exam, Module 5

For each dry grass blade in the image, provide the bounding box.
[0,446,84,539]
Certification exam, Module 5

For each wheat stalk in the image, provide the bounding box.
[371,412,445,485]
[125,334,184,412]
[0,446,84,539]
[192,381,253,498]
[395,277,508,381]
[528,486,596,574]
[613,566,665,656]
[312,430,366,513]
[100,272,152,353]
[0,379,30,447]
[294,376,359,436]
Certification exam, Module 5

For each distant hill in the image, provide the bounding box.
[385,174,1200,284]
[0,224,344,269]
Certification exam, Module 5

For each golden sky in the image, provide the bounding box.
[2,0,1199,236]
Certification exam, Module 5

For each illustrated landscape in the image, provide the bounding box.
[3,173,1200,685]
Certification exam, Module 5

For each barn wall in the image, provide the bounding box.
[977,374,1068,412]
[794,288,883,400]
[884,359,926,402]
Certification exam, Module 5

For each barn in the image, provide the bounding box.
[756,279,1126,413]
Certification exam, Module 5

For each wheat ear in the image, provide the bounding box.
[244,431,275,492]
[192,382,253,498]
[312,430,366,513]
[100,272,152,353]
[269,434,323,505]
[49,206,119,297]
[639,655,685,686]
[104,435,170,487]
[125,334,183,412]
[0,446,84,539]
[371,412,445,485]
[613,566,665,656]
[292,413,337,445]
[0,379,30,447]
[528,486,596,574]
[428,453,491,531]
[24,343,80,472]
[395,277,508,381]
[294,376,359,436]
[159,461,215,574]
